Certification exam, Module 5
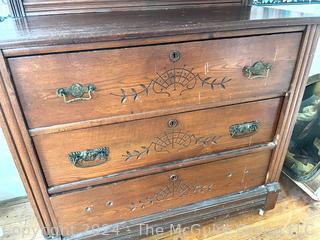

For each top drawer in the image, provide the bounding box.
[9,33,301,129]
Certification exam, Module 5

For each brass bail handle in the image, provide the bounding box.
[69,146,109,168]
[56,83,96,103]
[229,121,260,138]
[243,61,272,80]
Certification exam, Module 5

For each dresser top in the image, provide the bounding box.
[1,5,320,50]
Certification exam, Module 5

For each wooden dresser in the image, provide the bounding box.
[0,1,320,239]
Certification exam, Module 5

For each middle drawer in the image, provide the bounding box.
[33,98,281,187]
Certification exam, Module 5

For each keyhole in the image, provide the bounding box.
[168,119,178,128]
[84,206,93,213]
[169,50,181,62]
[170,174,178,181]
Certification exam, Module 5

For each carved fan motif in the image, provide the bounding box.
[123,129,220,161]
[111,66,231,103]
[129,178,213,212]
[153,130,193,152]
[153,68,198,96]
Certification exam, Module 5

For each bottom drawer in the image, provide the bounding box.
[51,151,271,235]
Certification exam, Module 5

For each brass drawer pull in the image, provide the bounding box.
[56,83,96,103]
[68,146,109,168]
[243,61,272,79]
[229,121,260,138]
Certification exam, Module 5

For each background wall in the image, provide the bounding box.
[0,1,26,201]
[0,129,26,201]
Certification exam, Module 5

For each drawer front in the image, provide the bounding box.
[51,151,271,235]
[34,98,281,187]
[9,33,300,128]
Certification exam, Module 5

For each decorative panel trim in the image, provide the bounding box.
[267,25,320,183]
[111,66,231,104]
[252,0,319,5]
[22,0,243,16]
[8,0,25,17]
[124,129,220,161]
[129,175,214,212]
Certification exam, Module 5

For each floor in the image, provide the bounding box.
[1,175,320,240]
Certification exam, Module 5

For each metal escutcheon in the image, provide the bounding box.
[169,50,181,62]
[168,119,178,128]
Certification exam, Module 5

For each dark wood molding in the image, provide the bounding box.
[1,6,319,51]
[29,94,284,137]
[61,183,277,240]
[241,0,251,5]
[8,0,25,17]
[3,26,305,57]
[0,50,58,236]
[22,0,242,16]
[267,25,320,184]
[264,182,281,210]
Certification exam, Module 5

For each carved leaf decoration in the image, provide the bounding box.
[131,88,138,101]
[124,151,132,161]
[201,77,211,87]
[205,137,212,145]
[124,131,221,161]
[210,79,217,90]
[133,150,141,159]
[111,67,231,103]
[211,136,219,144]
[197,136,214,146]
[220,77,231,89]
[140,84,149,96]
[141,146,150,155]
[120,89,127,104]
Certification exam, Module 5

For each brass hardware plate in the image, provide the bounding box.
[56,83,96,103]
[229,121,260,138]
[243,61,272,79]
[69,146,109,168]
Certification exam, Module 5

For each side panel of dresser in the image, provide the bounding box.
[0,51,59,237]
[265,25,320,210]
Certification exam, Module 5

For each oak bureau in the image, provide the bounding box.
[0,1,320,239]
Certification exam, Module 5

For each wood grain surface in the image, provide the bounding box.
[9,33,300,129]
[0,6,319,51]
[34,98,281,187]
[50,150,271,235]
